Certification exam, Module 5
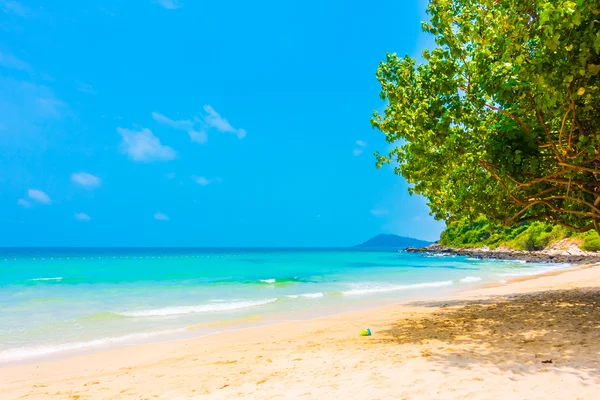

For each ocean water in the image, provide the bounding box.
[0,248,570,364]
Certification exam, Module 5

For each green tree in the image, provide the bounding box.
[372,0,600,233]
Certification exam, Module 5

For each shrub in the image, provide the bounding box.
[440,217,572,251]
[582,232,600,252]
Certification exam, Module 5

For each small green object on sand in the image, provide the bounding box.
[360,328,372,336]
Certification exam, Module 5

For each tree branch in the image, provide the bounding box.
[527,92,563,162]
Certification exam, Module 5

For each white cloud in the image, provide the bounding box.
[74,212,91,221]
[192,176,211,186]
[156,0,182,9]
[17,198,30,208]
[0,51,31,71]
[152,111,192,130]
[76,81,96,94]
[1,1,28,16]
[34,97,65,119]
[203,105,246,139]
[353,140,367,156]
[28,189,51,204]
[188,129,208,144]
[152,108,245,142]
[0,79,65,120]
[71,172,101,189]
[154,212,169,221]
[152,112,208,144]
[117,127,176,162]
[370,208,389,216]
[0,78,68,149]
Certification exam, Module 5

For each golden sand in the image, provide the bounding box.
[3,265,600,399]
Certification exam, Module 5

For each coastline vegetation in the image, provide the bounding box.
[439,217,600,252]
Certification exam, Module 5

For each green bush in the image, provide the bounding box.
[582,232,600,251]
[439,217,575,251]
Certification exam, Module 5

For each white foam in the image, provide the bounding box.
[29,277,63,281]
[286,292,324,299]
[499,264,570,277]
[486,259,528,264]
[117,298,278,317]
[459,276,482,283]
[342,280,454,296]
[260,279,276,284]
[499,270,540,277]
[0,328,186,362]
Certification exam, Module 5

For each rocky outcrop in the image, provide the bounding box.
[405,243,600,264]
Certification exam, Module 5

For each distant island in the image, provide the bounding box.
[354,234,432,249]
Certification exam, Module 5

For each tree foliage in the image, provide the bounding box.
[372,0,600,233]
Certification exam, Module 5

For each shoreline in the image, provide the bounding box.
[480,262,597,288]
[3,263,600,398]
[0,259,573,368]
[0,283,457,368]
[0,264,592,365]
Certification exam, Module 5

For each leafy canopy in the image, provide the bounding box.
[372,0,600,233]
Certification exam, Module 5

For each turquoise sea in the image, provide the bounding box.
[0,248,570,364]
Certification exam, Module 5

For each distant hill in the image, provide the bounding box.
[354,234,432,249]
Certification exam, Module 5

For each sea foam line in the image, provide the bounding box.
[117,298,278,317]
[286,292,324,299]
[0,328,186,362]
[342,280,454,296]
[459,276,482,283]
[29,277,63,281]
[498,263,572,277]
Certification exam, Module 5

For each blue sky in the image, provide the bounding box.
[0,0,443,247]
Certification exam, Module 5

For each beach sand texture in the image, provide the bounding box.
[2,265,600,399]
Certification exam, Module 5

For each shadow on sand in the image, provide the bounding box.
[375,288,600,378]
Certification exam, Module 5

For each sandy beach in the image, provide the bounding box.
[3,264,600,399]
